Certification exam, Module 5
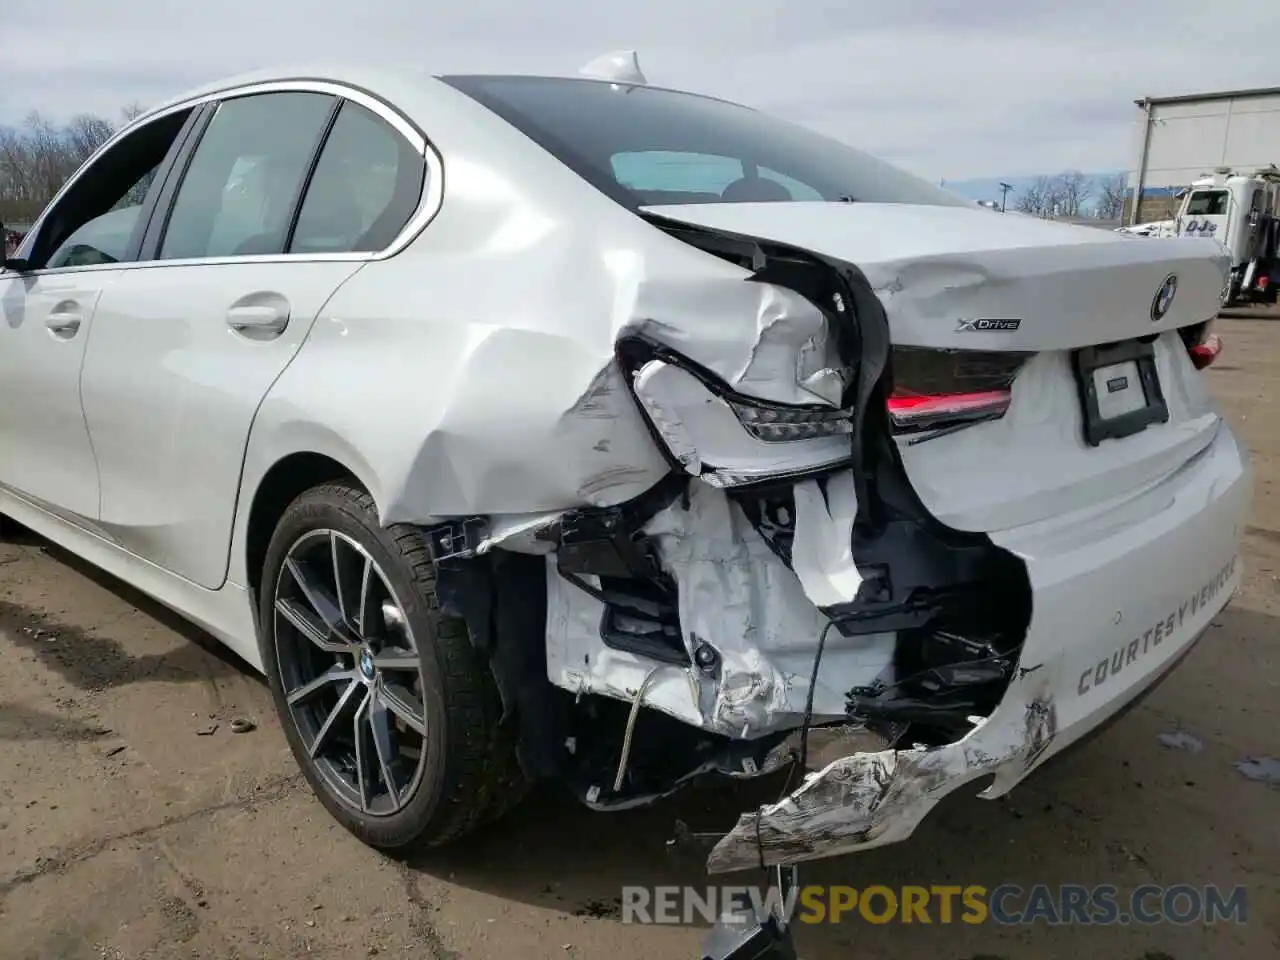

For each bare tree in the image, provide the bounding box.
[65,114,116,165]
[1094,173,1128,220]
[1050,170,1092,218]
[1015,176,1054,216]
[1014,171,1099,218]
[1,104,144,224]
[0,127,38,219]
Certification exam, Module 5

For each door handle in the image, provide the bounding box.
[45,312,82,337]
[226,304,289,336]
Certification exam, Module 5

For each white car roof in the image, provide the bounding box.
[136,63,702,128]
[139,63,445,118]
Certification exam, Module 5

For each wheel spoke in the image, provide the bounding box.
[286,666,353,706]
[285,556,345,631]
[368,696,401,806]
[355,554,376,636]
[352,688,374,811]
[331,533,374,630]
[309,679,363,758]
[330,532,349,623]
[378,682,426,736]
[275,597,347,654]
[373,647,418,672]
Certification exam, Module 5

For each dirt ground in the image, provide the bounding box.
[2,314,1278,960]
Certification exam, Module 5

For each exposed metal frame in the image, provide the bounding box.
[14,78,446,277]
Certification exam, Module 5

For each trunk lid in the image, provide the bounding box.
[643,201,1231,532]
[642,202,1229,348]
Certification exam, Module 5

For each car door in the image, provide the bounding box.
[81,89,430,589]
[0,107,196,524]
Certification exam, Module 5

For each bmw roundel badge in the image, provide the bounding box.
[1151,273,1178,322]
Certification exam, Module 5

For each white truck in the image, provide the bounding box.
[1131,167,1280,307]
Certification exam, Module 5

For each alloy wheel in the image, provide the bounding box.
[272,529,429,816]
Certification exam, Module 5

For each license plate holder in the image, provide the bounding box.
[1073,338,1169,446]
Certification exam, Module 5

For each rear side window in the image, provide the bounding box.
[440,75,967,209]
[289,100,426,254]
[159,91,335,260]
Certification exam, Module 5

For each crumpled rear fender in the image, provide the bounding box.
[245,210,864,535]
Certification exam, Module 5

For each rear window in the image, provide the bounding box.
[440,75,967,210]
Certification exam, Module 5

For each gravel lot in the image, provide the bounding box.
[2,312,1277,960]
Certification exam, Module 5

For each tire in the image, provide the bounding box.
[257,479,526,851]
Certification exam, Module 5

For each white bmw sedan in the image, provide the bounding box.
[0,63,1248,873]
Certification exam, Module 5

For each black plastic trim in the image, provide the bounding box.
[122,107,205,264]
[1073,338,1170,447]
[139,103,216,261]
[281,97,344,254]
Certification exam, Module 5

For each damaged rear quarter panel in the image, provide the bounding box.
[229,90,867,588]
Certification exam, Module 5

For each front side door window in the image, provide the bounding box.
[23,109,193,271]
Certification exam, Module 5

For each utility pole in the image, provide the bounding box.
[998,182,1013,212]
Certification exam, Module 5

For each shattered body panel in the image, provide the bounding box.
[546,478,895,738]
[708,423,1248,871]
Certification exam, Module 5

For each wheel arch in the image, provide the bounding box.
[243,451,366,603]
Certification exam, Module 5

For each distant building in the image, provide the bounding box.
[1126,86,1280,224]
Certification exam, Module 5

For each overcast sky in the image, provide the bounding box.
[2,0,1277,181]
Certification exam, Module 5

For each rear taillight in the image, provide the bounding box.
[1179,321,1223,370]
[887,347,1031,434]
[1189,332,1223,370]
[888,390,1011,431]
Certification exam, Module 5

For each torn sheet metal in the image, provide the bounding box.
[625,279,849,408]
[545,478,894,738]
[707,424,1248,873]
[707,686,1057,873]
[790,472,861,607]
[475,511,563,555]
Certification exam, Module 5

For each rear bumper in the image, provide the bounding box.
[707,420,1250,873]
